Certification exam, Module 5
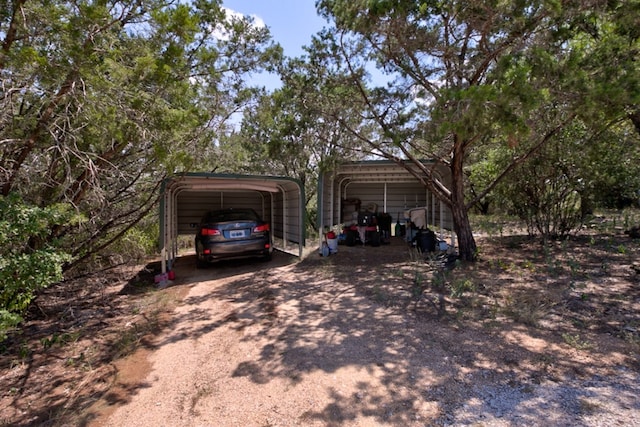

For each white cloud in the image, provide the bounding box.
[222,7,266,30]
[209,8,266,41]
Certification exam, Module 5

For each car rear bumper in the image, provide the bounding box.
[198,238,272,262]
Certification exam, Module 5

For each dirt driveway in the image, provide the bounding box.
[2,233,640,426]
[93,235,639,426]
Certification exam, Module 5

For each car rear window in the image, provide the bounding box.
[204,209,260,223]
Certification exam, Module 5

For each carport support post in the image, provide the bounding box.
[277,195,285,252]
[432,193,436,230]
[330,175,335,227]
[384,183,388,212]
[440,200,444,237]
[160,186,170,275]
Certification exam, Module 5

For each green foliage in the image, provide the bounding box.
[584,126,640,209]
[476,84,640,235]
[449,278,475,299]
[0,194,73,341]
[0,0,280,274]
[498,137,586,239]
[108,223,159,262]
[562,333,592,350]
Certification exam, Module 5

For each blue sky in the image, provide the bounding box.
[221,2,390,90]
[223,0,329,89]
[223,0,328,57]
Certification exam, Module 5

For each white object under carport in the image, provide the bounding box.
[159,173,306,275]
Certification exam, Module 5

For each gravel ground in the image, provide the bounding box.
[449,368,640,426]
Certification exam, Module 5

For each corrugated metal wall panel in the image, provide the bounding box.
[339,181,429,224]
[272,186,303,244]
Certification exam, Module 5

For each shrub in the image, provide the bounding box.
[496,140,584,239]
[108,223,159,262]
[0,194,73,341]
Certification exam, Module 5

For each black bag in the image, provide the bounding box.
[416,229,436,252]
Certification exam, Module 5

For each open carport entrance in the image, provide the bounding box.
[318,160,456,246]
[160,173,305,274]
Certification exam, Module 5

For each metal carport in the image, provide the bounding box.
[317,160,455,244]
[159,173,305,274]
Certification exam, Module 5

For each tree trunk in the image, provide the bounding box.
[452,199,477,261]
[451,138,477,261]
[630,108,640,136]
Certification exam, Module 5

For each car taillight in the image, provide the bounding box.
[253,224,270,233]
[201,228,220,236]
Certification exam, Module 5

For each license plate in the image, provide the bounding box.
[229,230,246,238]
